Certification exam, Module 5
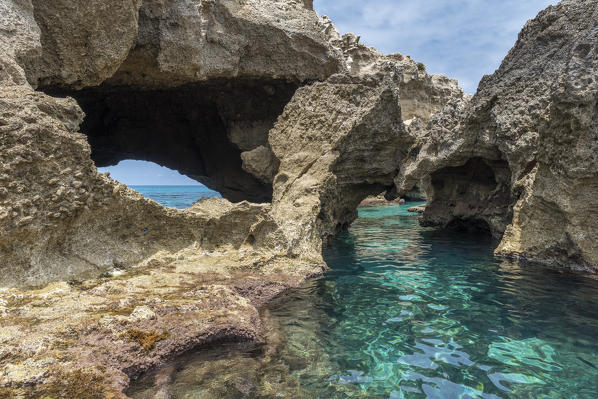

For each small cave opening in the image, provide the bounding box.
[423,157,512,240]
[445,218,492,236]
[44,79,299,203]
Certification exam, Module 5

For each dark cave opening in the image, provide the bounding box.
[445,218,492,236]
[44,79,299,203]
[422,157,512,239]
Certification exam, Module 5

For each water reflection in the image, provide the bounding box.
[129,203,598,398]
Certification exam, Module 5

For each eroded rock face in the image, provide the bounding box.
[270,73,408,258]
[48,79,298,202]
[0,1,415,393]
[0,0,40,86]
[25,0,142,88]
[396,0,598,270]
[1,0,596,396]
[0,85,292,286]
[328,31,464,122]
[107,0,343,87]
[16,0,341,90]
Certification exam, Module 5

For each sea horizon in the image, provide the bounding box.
[129,184,207,187]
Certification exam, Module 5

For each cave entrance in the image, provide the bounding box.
[44,79,299,203]
[422,157,512,240]
[98,160,221,209]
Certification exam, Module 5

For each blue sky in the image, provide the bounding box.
[98,160,201,185]
[315,0,555,93]
[101,0,555,185]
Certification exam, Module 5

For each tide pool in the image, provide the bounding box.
[129,202,598,398]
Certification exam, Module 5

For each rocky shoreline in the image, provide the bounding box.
[1,0,597,396]
[0,240,326,398]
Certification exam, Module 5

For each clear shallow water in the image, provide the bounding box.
[129,203,598,399]
[130,185,221,209]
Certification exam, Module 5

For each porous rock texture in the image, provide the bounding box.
[0,0,464,396]
[269,72,408,258]
[107,0,343,87]
[395,0,598,271]
[331,32,463,123]
[24,0,142,89]
[1,0,595,397]
[0,0,39,86]
[53,79,299,203]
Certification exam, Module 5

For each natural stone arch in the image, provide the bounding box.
[45,79,298,203]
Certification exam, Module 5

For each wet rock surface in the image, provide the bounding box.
[0,248,324,398]
[407,205,426,214]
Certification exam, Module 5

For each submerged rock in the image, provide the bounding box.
[359,195,405,207]
[407,205,426,214]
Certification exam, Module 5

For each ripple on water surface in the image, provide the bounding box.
[129,203,598,399]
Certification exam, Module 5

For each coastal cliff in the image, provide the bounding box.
[0,0,596,396]
[395,0,598,271]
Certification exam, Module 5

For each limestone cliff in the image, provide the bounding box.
[270,72,409,258]
[0,0,429,395]
[395,0,598,271]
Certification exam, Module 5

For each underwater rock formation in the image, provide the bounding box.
[395,0,598,270]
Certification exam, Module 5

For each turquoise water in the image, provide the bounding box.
[130,185,221,209]
[129,203,598,398]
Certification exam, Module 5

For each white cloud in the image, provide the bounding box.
[315,0,555,93]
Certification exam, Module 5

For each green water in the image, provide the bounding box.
[129,203,598,398]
